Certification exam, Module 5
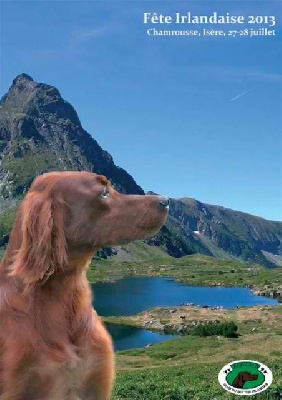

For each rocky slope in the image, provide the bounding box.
[0,74,281,267]
[0,74,191,257]
[0,73,143,197]
[169,198,282,267]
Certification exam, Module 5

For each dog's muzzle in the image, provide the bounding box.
[158,196,170,209]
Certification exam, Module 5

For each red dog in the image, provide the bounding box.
[0,171,169,399]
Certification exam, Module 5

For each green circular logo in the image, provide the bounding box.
[218,360,273,396]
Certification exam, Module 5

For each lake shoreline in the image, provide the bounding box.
[103,303,279,335]
[90,270,282,303]
[88,254,282,304]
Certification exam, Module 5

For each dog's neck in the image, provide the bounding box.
[1,241,95,304]
[0,221,96,282]
[43,250,93,287]
[0,247,94,330]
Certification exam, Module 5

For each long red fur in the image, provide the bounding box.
[0,171,168,400]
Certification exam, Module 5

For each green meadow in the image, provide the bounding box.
[86,255,282,399]
[110,303,282,399]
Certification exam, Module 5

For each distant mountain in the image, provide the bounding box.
[0,74,281,267]
[168,198,282,267]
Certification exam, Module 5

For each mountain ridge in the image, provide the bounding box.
[169,197,282,267]
[179,197,281,224]
[0,74,281,267]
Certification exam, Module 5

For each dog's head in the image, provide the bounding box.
[7,171,169,284]
[245,372,258,381]
[55,171,169,248]
[232,371,258,388]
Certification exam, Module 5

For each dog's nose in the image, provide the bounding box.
[158,196,170,209]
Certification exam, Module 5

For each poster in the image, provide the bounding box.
[0,1,281,399]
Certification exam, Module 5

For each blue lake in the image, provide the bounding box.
[92,277,278,350]
[105,323,176,351]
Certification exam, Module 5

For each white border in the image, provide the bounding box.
[218,360,273,396]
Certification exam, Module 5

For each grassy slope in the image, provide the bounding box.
[87,256,282,399]
[113,350,281,399]
[110,305,282,399]
[88,254,282,295]
[0,210,17,242]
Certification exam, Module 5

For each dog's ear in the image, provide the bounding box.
[7,193,68,286]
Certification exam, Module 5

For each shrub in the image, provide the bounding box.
[192,321,238,338]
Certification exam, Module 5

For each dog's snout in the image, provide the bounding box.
[158,196,170,208]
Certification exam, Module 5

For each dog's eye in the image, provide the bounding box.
[100,188,110,199]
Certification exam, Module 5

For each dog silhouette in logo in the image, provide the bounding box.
[232,371,259,388]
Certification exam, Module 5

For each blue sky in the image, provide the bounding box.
[1,1,281,220]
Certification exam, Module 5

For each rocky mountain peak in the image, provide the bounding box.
[1,73,81,128]
[11,73,34,86]
[4,73,36,101]
[0,74,143,199]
